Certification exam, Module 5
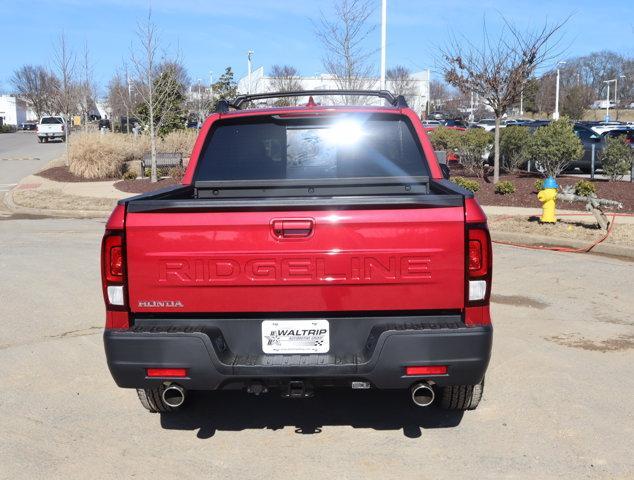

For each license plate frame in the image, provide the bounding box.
[261,319,330,354]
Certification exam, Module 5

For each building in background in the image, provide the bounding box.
[0,95,37,126]
[237,67,430,115]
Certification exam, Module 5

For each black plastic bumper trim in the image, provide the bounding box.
[104,324,492,390]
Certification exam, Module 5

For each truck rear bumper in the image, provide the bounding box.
[104,321,492,390]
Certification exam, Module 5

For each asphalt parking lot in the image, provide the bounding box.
[0,215,632,479]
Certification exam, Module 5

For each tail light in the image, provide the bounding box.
[61,124,65,132]
[101,206,129,328]
[465,224,492,326]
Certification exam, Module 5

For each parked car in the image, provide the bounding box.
[98,118,112,130]
[101,90,493,414]
[442,119,467,128]
[20,122,37,131]
[589,121,625,135]
[36,116,67,143]
[421,119,443,127]
[473,118,504,132]
[569,124,634,172]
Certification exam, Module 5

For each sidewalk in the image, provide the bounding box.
[483,205,634,224]
[4,161,129,217]
[4,166,634,258]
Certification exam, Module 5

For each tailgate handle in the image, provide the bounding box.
[272,219,314,238]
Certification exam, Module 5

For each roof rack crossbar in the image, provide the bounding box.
[220,90,408,111]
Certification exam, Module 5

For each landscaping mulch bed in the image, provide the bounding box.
[449,166,634,213]
[114,178,180,193]
[36,166,119,183]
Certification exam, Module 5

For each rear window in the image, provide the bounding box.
[196,114,428,181]
[41,117,63,124]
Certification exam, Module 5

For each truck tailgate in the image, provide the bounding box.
[125,207,465,313]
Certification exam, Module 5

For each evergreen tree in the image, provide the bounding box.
[212,67,238,110]
[137,62,187,137]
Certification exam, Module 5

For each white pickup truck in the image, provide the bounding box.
[37,116,67,143]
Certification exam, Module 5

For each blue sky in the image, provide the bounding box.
[1,0,633,95]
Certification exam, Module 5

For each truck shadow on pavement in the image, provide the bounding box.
[160,389,464,439]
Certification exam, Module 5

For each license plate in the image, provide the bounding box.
[261,320,329,354]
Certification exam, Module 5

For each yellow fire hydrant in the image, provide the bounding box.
[537,177,558,223]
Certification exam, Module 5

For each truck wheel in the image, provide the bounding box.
[136,386,175,413]
[440,378,484,410]
[37,137,43,143]
[44,137,49,143]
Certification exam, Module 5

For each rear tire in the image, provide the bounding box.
[440,378,484,410]
[136,385,176,413]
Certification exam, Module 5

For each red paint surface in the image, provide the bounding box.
[125,207,466,313]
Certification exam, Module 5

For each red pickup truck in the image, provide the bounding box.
[102,90,492,413]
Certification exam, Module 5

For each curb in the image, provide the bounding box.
[3,187,111,219]
[490,230,634,259]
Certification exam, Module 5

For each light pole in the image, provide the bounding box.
[469,91,474,123]
[616,74,626,108]
[126,74,132,134]
[520,89,524,116]
[197,78,203,127]
[380,0,387,90]
[247,50,254,94]
[553,61,566,120]
[604,79,616,121]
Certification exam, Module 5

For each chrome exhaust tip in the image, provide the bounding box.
[162,384,186,408]
[410,382,435,407]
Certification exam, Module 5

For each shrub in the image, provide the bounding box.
[574,179,596,197]
[534,178,545,191]
[600,136,633,180]
[144,167,170,178]
[494,180,516,195]
[427,127,463,151]
[528,117,583,178]
[168,165,186,181]
[0,124,17,133]
[69,133,128,179]
[451,176,480,193]
[456,128,493,178]
[500,126,532,172]
[160,130,197,158]
[122,170,137,180]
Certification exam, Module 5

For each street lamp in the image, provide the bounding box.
[553,61,566,120]
[616,74,626,108]
[380,0,387,90]
[604,79,616,121]
[197,78,203,127]
[247,50,254,94]
[126,74,132,134]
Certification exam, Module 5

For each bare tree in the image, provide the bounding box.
[52,32,77,165]
[429,80,449,112]
[536,71,556,114]
[79,41,96,132]
[107,65,140,133]
[387,66,417,103]
[131,10,186,182]
[439,17,567,183]
[268,65,303,105]
[10,65,59,118]
[314,0,376,104]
